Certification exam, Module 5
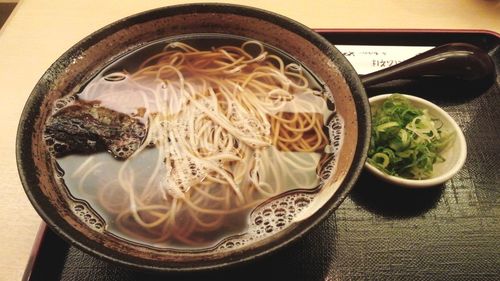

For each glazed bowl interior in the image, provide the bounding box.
[17,4,369,271]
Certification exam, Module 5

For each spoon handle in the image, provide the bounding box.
[359,43,496,87]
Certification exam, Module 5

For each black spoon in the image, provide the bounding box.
[359,43,497,93]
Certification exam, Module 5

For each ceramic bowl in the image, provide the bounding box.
[365,94,467,188]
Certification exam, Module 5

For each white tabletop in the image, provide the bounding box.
[0,0,498,280]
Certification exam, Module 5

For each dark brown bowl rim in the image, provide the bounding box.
[16,3,370,272]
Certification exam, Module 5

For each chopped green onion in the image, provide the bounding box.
[368,94,455,180]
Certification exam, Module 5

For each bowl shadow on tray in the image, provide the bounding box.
[349,171,444,219]
[31,218,338,281]
[128,218,337,280]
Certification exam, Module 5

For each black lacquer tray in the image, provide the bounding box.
[23,30,499,281]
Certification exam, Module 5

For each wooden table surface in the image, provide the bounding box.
[0,1,498,280]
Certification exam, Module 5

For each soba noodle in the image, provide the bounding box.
[56,40,332,247]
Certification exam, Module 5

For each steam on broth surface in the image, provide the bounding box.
[45,34,343,250]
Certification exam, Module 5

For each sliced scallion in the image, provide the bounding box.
[368,94,455,180]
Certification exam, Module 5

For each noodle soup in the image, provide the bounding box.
[44,34,343,250]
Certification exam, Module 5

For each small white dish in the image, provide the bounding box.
[365,94,467,188]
